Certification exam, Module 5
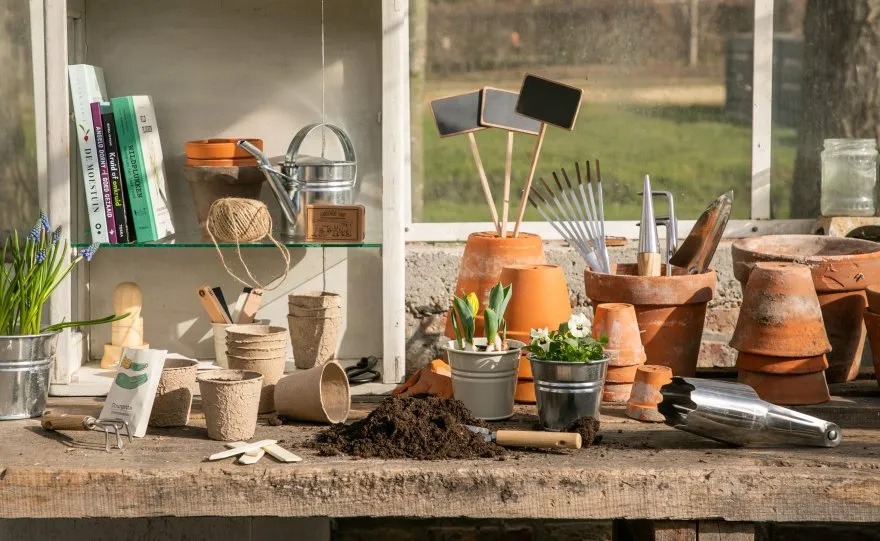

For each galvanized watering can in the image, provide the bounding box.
[237,123,358,238]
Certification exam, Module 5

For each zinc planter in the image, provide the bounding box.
[444,338,525,421]
[0,332,58,420]
[529,355,608,431]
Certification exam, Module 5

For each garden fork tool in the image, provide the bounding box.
[41,412,132,452]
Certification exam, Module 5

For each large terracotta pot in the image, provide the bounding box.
[444,232,546,339]
[732,235,880,383]
[584,264,716,377]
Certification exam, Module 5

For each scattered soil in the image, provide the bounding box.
[566,417,601,447]
[313,396,507,460]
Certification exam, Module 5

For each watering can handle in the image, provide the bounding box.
[284,122,357,180]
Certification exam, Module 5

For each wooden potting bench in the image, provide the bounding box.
[1,380,879,540]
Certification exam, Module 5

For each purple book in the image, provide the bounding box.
[90,101,117,244]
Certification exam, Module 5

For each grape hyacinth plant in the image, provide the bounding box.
[0,212,121,335]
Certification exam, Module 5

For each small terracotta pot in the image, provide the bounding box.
[732,235,880,383]
[274,361,350,423]
[227,356,286,413]
[592,303,647,367]
[736,352,829,375]
[499,263,572,337]
[515,378,535,403]
[602,382,633,403]
[605,363,641,383]
[729,262,831,357]
[185,138,263,160]
[584,264,716,377]
[626,365,673,422]
[862,310,880,386]
[737,369,830,406]
[445,232,546,338]
[288,291,342,309]
[183,166,264,233]
[867,285,880,314]
[197,370,263,441]
[148,358,199,428]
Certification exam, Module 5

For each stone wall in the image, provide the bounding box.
[405,239,742,375]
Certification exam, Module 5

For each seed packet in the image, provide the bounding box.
[100,347,168,437]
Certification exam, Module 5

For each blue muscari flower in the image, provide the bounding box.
[35,249,46,264]
[39,211,50,233]
[79,243,99,262]
[52,226,62,244]
[28,224,40,242]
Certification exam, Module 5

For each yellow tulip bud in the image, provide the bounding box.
[466,292,479,316]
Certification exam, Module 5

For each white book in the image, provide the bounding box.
[68,64,110,243]
[132,96,175,239]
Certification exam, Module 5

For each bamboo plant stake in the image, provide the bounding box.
[512,123,547,237]
[467,132,501,235]
[501,131,514,237]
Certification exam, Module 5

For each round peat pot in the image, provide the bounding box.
[444,339,524,421]
[0,333,58,420]
[197,370,263,441]
[529,355,608,431]
[732,235,880,383]
[584,265,716,377]
[149,358,199,428]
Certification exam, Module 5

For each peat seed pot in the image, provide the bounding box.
[227,355,286,413]
[529,355,608,431]
[149,358,199,427]
[274,361,350,423]
[288,313,342,369]
[444,339,524,421]
[197,370,263,441]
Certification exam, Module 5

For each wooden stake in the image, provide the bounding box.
[467,132,501,235]
[501,131,514,238]
[512,123,547,237]
[638,252,661,277]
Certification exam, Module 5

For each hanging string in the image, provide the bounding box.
[320,0,327,158]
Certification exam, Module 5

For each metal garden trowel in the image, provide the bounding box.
[658,377,841,448]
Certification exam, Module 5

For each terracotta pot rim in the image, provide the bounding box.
[468,231,541,241]
[735,352,829,374]
[584,264,716,305]
[185,138,263,160]
[185,158,259,168]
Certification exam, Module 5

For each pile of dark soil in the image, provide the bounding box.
[314,396,506,460]
[566,417,601,447]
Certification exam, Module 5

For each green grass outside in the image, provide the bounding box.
[418,103,797,222]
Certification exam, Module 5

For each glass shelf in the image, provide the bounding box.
[73,229,381,249]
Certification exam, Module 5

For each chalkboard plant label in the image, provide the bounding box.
[430,90,484,137]
[480,87,541,135]
[515,74,584,130]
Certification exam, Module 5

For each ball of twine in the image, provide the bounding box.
[206,198,271,242]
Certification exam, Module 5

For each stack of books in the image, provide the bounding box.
[69,64,175,244]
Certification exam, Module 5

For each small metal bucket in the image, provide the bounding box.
[529,355,608,431]
[0,333,58,420]
[443,339,524,421]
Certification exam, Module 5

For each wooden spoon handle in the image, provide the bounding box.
[41,413,90,431]
[495,430,582,449]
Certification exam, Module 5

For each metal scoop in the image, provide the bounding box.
[41,412,132,452]
[658,378,841,448]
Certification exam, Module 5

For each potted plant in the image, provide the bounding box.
[442,282,524,420]
[0,212,121,419]
[524,314,608,431]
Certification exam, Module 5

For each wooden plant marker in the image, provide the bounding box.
[430,90,500,234]
[512,74,584,237]
[480,87,541,237]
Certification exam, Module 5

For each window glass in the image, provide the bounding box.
[411,0,754,223]
[0,2,39,237]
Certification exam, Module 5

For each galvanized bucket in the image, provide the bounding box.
[0,332,58,420]
[443,339,524,421]
[529,355,609,431]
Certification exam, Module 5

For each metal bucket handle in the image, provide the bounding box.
[283,122,357,189]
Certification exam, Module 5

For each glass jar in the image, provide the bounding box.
[821,138,878,217]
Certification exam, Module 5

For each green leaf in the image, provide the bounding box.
[484,307,498,344]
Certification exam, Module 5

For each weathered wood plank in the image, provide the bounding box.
[698,521,754,541]
[654,521,697,541]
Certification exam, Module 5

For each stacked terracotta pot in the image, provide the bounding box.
[861,285,880,385]
[592,303,646,403]
[225,325,288,413]
[288,292,343,370]
[183,138,265,234]
[730,262,832,405]
[498,264,571,403]
[626,364,673,422]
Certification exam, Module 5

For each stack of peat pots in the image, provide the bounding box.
[730,262,832,405]
[288,292,342,369]
[861,285,880,385]
[183,138,265,235]
[225,324,289,413]
[592,303,646,403]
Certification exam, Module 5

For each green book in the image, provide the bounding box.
[111,96,157,241]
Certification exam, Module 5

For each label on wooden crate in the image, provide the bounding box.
[305,204,365,242]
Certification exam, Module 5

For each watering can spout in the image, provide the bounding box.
[236,140,298,225]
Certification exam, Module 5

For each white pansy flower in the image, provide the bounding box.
[530,327,551,351]
[568,313,591,338]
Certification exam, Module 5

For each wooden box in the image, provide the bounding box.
[304,205,365,242]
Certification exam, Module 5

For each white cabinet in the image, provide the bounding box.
[32,0,408,392]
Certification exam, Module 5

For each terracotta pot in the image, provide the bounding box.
[227,355,286,413]
[444,232,546,338]
[185,138,263,160]
[605,363,641,383]
[602,382,632,403]
[626,365,673,422]
[729,262,831,357]
[592,303,647,367]
[868,285,880,314]
[148,358,199,428]
[515,378,535,403]
[584,264,716,377]
[862,310,880,386]
[274,361,350,424]
[186,157,257,167]
[732,235,880,383]
[500,263,572,333]
[736,352,829,375]
[737,369,830,406]
[183,165,264,233]
[197,370,263,441]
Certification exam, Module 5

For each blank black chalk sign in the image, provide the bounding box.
[430,90,484,137]
[515,74,583,130]
[480,87,541,135]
